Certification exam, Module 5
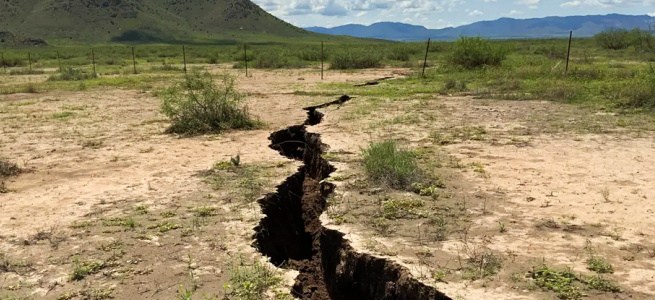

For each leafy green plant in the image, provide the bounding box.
[381,198,424,219]
[159,71,260,135]
[587,256,613,274]
[362,141,419,189]
[532,265,582,300]
[449,36,508,69]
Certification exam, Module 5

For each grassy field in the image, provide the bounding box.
[2,34,654,111]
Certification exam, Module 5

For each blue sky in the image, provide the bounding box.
[251,0,655,28]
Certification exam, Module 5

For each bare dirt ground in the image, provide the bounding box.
[2,66,655,300]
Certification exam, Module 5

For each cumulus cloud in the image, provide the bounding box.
[560,1,582,7]
[321,0,348,16]
[469,9,484,16]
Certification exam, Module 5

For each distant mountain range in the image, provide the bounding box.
[305,14,655,41]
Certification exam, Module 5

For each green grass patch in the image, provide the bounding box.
[362,140,419,189]
[223,259,282,300]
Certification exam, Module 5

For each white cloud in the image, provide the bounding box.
[560,1,582,7]
[649,12,655,17]
[469,10,483,16]
[509,9,523,15]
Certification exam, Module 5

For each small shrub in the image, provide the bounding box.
[630,28,655,54]
[532,265,582,299]
[224,259,281,300]
[381,198,424,219]
[160,71,260,135]
[0,158,21,177]
[449,37,508,69]
[362,141,419,189]
[595,29,631,50]
[330,49,382,69]
[48,67,96,81]
[622,64,655,109]
[583,275,621,292]
[587,256,613,273]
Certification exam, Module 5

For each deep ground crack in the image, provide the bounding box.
[253,99,451,300]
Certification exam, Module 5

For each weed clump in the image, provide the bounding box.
[449,37,508,69]
[362,140,419,189]
[48,67,96,81]
[160,71,260,135]
[224,259,281,300]
[0,158,21,177]
[330,49,382,69]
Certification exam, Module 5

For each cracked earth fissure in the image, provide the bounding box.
[253,102,451,300]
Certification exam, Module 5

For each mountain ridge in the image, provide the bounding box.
[0,0,316,44]
[305,14,655,41]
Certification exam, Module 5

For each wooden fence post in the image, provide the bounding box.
[321,41,324,80]
[132,46,137,74]
[566,31,572,74]
[422,38,431,78]
[183,45,187,74]
[91,48,96,77]
[57,51,62,72]
[28,52,32,71]
[244,44,248,77]
[1,53,5,73]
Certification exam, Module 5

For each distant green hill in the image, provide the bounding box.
[0,0,326,44]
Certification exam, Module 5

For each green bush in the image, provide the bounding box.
[387,45,420,61]
[48,67,96,81]
[449,37,508,69]
[362,141,419,189]
[630,28,655,54]
[160,71,260,135]
[330,49,383,69]
[296,46,324,61]
[594,29,631,50]
[254,51,306,69]
[622,64,655,109]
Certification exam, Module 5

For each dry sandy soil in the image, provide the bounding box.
[1,66,654,300]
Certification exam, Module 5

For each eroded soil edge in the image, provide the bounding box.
[253,103,451,299]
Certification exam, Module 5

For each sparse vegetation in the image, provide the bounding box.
[159,71,261,135]
[362,140,420,189]
[48,67,97,81]
[223,259,282,300]
[449,36,508,69]
[330,49,383,69]
[587,256,613,274]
